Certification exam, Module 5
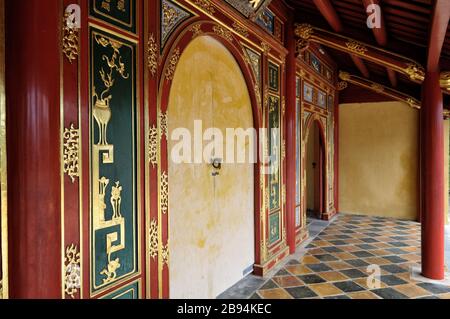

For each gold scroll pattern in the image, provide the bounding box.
[64,244,81,298]
[92,35,129,286]
[63,124,80,183]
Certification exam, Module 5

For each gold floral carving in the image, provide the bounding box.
[159,112,168,140]
[261,42,271,55]
[371,83,384,93]
[63,124,80,183]
[149,219,158,260]
[64,244,81,299]
[337,81,348,91]
[147,34,158,77]
[405,63,425,82]
[232,22,249,37]
[440,71,450,92]
[162,2,179,29]
[213,25,234,42]
[345,40,368,55]
[62,12,79,63]
[194,0,215,15]
[149,125,158,168]
[190,24,203,38]
[165,48,180,81]
[339,71,350,81]
[161,241,169,267]
[160,171,169,215]
[294,24,313,40]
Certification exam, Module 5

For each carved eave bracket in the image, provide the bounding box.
[441,72,450,95]
[338,71,421,110]
[295,24,426,85]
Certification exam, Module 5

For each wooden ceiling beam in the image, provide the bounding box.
[295,24,426,83]
[312,0,344,32]
[311,0,370,78]
[427,0,450,72]
[362,0,397,87]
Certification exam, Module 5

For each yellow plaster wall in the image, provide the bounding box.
[339,101,419,220]
[167,36,254,299]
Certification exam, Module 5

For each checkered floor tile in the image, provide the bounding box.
[252,214,450,299]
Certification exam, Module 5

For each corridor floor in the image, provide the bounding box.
[219,214,450,299]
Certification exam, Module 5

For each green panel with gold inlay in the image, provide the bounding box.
[268,95,280,212]
[269,212,280,245]
[100,281,140,299]
[90,0,136,33]
[89,26,138,294]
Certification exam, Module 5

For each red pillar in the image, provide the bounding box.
[6,0,62,297]
[421,71,445,280]
[285,14,297,254]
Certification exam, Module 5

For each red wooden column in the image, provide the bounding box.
[421,71,445,280]
[6,0,62,297]
[285,14,297,254]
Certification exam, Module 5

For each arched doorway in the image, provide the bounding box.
[305,120,326,220]
[167,36,255,299]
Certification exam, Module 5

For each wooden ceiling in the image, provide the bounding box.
[284,0,450,102]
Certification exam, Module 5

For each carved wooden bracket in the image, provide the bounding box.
[295,24,426,84]
[338,71,421,109]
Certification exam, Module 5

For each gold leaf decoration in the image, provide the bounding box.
[62,12,79,63]
[405,63,425,82]
[294,23,313,40]
[149,125,158,168]
[64,244,81,299]
[345,40,368,55]
[194,0,215,15]
[190,24,203,38]
[261,42,271,55]
[161,241,170,267]
[165,48,181,81]
[149,219,158,260]
[232,22,249,37]
[160,171,169,215]
[147,34,158,77]
[337,81,348,91]
[63,124,80,183]
[213,25,234,42]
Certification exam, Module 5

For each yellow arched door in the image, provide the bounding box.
[167,36,255,299]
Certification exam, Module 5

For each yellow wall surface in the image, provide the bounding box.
[167,36,254,299]
[339,101,419,220]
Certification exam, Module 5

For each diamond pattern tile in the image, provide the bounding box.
[253,214,450,299]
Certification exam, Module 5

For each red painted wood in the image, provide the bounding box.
[285,13,297,254]
[312,0,343,32]
[362,0,388,46]
[350,55,370,78]
[426,0,450,72]
[339,83,393,104]
[421,71,445,280]
[6,0,62,298]
[387,69,397,88]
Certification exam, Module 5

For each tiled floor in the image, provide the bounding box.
[220,214,450,299]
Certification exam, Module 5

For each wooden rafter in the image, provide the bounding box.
[362,0,398,87]
[311,0,370,78]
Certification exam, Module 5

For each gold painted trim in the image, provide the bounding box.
[338,71,421,109]
[88,23,142,298]
[295,24,425,84]
[0,0,7,300]
[441,71,450,93]
[63,10,79,63]
[147,34,158,77]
